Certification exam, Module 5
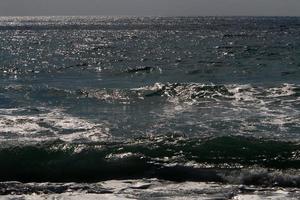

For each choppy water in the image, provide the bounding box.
[0,16,300,199]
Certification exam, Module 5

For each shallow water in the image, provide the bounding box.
[0,16,300,198]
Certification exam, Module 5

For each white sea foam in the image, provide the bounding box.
[141,83,300,140]
[0,179,299,200]
[266,83,297,98]
[0,107,110,142]
[0,194,132,200]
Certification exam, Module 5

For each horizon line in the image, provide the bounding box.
[1,15,300,18]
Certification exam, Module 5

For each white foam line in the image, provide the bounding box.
[1,180,298,200]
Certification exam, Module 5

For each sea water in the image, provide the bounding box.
[0,16,300,199]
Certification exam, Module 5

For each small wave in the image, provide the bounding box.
[1,83,299,104]
[0,85,140,104]
[76,88,137,104]
[124,66,155,73]
[134,83,233,102]
[134,82,300,104]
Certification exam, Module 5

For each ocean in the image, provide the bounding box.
[0,16,300,199]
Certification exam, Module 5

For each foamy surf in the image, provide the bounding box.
[0,107,110,142]
[0,180,299,200]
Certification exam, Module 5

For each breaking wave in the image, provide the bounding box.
[0,136,299,187]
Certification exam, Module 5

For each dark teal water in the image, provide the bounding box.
[0,17,300,187]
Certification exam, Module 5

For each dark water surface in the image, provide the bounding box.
[0,16,300,198]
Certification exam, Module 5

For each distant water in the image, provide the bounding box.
[0,16,300,199]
